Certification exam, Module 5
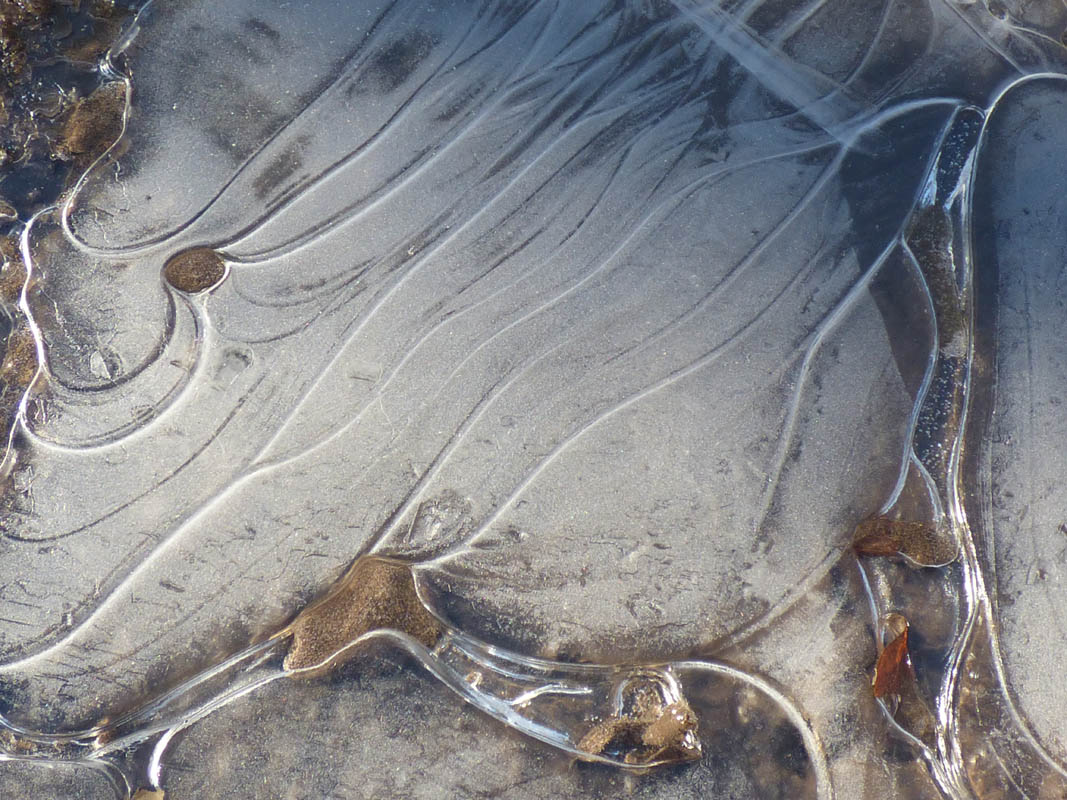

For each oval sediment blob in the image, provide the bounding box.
[162,247,227,294]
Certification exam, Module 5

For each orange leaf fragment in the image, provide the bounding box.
[872,623,911,698]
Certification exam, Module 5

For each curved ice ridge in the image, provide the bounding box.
[0,622,832,799]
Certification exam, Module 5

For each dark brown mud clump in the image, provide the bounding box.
[1,1,122,98]
[52,78,125,166]
[0,324,38,387]
[162,248,227,293]
[577,697,701,767]
[0,234,23,301]
[852,515,958,566]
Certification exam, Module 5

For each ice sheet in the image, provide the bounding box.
[1,0,1067,797]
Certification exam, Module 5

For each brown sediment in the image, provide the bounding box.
[0,727,40,755]
[577,681,701,767]
[52,79,126,166]
[0,324,42,471]
[1,1,123,91]
[131,789,165,800]
[0,235,24,302]
[852,516,957,566]
[91,717,115,747]
[282,555,443,677]
[905,203,971,496]
[906,205,966,344]
[162,248,227,294]
[852,517,904,557]
[0,324,38,388]
[0,0,51,99]
[0,235,36,463]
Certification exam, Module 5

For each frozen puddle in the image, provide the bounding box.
[1,1,1066,797]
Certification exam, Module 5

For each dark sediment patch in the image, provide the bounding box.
[0,0,142,485]
[162,247,228,294]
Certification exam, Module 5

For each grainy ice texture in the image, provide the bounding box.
[970,75,1067,771]
[0,0,1066,798]
[0,758,116,799]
